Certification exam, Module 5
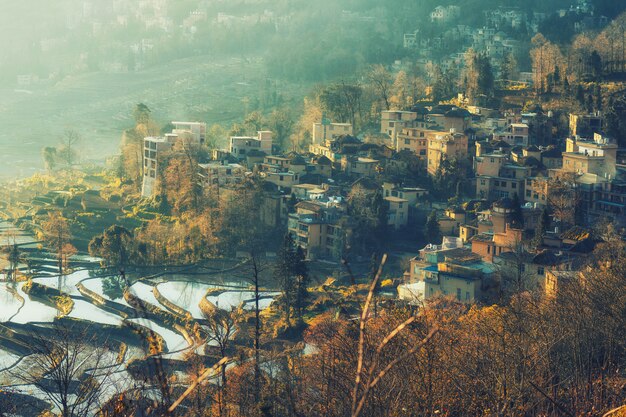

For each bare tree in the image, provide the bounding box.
[350,254,439,417]
[12,321,119,417]
[366,65,393,111]
[41,211,76,276]
[59,129,81,167]
[203,304,240,416]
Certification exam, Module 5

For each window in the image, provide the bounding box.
[494,180,500,186]
[465,291,470,301]
[537,267,545,275]
[399,203,403,208]
[511,182,517,189]
[420,149,426,155]
[481,179,486,185]
[526,190,531,197]
[405,139,411,145]
[456,288,461,301]
[520,264,525,272]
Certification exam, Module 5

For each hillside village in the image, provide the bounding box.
[138,97,624,306]
[0,0,625,416]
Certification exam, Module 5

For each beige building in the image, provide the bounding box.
[427,130,469,176]
[230,131,273,159]
[141,136,177,197]
[172,121,207,145]
[287,201,350,259]
[385,196,409,229]
[562,133,617,178]
[341,156,380,178]
[381,110,419,144]
[312,122,352,145]
[199,162,246,188]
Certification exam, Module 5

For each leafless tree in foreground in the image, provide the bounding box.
[350,254,439,417]
[12,321,119,417]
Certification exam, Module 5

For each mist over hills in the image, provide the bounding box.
[0,0,625,177]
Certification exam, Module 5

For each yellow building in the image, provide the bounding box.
[427,131,468,176]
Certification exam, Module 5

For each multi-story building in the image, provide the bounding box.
[312,122,352,145]
[341,156,380,178]
[569,112,603,138]
[395,127,443,163]
[427,130,469,176]
[430,5,461,23]
[492,123,530,146]
[172,121,207,145]
[385,196,409,229]
[475,152,530,200]
[141,136,176,197]
[562,133,618,178]
[229,131,273,159]
[198,161,246,188]
[398,242,494,304]
[381,110,419,144]
[287,200,351,259]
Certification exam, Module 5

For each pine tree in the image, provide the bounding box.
[533,208,550,249]
[292,245,309,321]
[275,233,297,327]
[425,210,441,244]
[510,193,524,229]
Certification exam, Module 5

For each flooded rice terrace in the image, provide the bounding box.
[0,223,276,413]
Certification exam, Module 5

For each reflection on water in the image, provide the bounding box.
[0,284,22,321]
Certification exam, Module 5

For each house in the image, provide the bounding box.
[172,121,207,145]
[430,5,460,23]
[427,130,469,176]
[495,249,577,292]
[428,107,471,133]
[381,110,420,144]
[292,183,327,200]
[199,161,246,188]
[287,200,351,259]
[470,224,523,262]
[475,152,530,200]
[385,196,409,229]
[569,112,603,138]
[141,136,177,197]
[562,133,618,178]
[398,243,494,304]
[312,122,352,145]
[395,127,435,163]
[264,171,300,189]
[341,156,380,178]
[310,135,362,163]
[493,123,530,146]
[230,131,273,159]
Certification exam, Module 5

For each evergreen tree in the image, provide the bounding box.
[510,193,524,229]
[292,245,309,320]
[425,210,441,244]
[595,85,603,112]
[275,233,297,327]
[533,208,550,249]
[586,94,595,113]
